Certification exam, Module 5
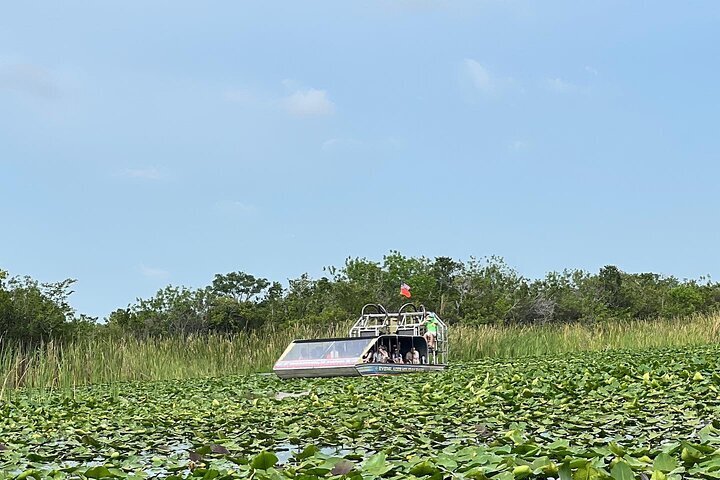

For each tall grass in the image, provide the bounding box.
[0,323,346,397]
[1,313,719,396]
[451,312,720,361]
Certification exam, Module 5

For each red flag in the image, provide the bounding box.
[400,283,411,298]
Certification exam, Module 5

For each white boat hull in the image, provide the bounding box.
[274,365,360,379]
[355,363,446,376]
[274,363,446,379]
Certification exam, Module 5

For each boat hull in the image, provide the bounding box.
[355,363,446,376]
[275,363,446,378]
[274,365,360,379]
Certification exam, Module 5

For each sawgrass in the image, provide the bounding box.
[451,312,720,361]
[1,312,718,396]
[0,324,346,397]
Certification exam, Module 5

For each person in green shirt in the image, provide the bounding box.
[422,313,439,351]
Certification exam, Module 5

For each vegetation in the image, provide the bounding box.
[0,271,94,343]
[2,344,720,478]
[1,313,719,394]
[106,256,720,336]
[2,255,720,479]
[3,253,720,343]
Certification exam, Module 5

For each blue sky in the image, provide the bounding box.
[2,1,719,319]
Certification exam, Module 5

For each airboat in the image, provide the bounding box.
[273,303,448,378]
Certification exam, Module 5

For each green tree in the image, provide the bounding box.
[0,271,79,342]
[454,256,528,324]
[211,272,270,302]
[109,286,214,336]
[430,256,462,318]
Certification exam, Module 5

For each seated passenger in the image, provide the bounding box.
[362,350,374,363]
[376,345,389,363]
[391,348,403,364]
[372,349,381,363]
[405,347,420,365]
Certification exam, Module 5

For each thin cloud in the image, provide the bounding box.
[224,81,336,118]
[283,88,335,117]
[464,59,494,93]
[463,59,518,96]
[139,264,169,278]
[385,137,406,149]
[585,66,599,76]
[321,138,362,151]
[388,0,450,12]
[509,140,528,152]
[281,78,300,90]
[546,77,578,93]
[0,63,59,99]
[214,200,257,215]
[119,167,166,180]
[223,88,257,104]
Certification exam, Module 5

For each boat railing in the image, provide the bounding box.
[349,303,448,364]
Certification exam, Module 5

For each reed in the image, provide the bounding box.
[451,312,720,361]
[0,313,718,397]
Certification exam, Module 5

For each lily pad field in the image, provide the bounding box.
[2,345,720,479]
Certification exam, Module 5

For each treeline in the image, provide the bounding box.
[0,270,95,343]
[2,252,720,342]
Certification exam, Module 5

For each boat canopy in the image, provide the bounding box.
[274,337,376,371]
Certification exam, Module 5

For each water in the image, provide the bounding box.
[275,443,356,465]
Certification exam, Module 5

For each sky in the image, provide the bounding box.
[2,1,720,319]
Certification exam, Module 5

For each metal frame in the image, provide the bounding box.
[349,303,448,364]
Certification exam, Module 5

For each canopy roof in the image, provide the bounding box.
[274,337,376,370]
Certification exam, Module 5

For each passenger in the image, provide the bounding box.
[391,348,403,364]
[372,345,386,363]
[405,347,420,365]
[362,349,374,363]
[377,345,390,363]
[422,313,439,351]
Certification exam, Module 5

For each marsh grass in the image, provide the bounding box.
[451,312,720,360]
[1,313,718,397]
